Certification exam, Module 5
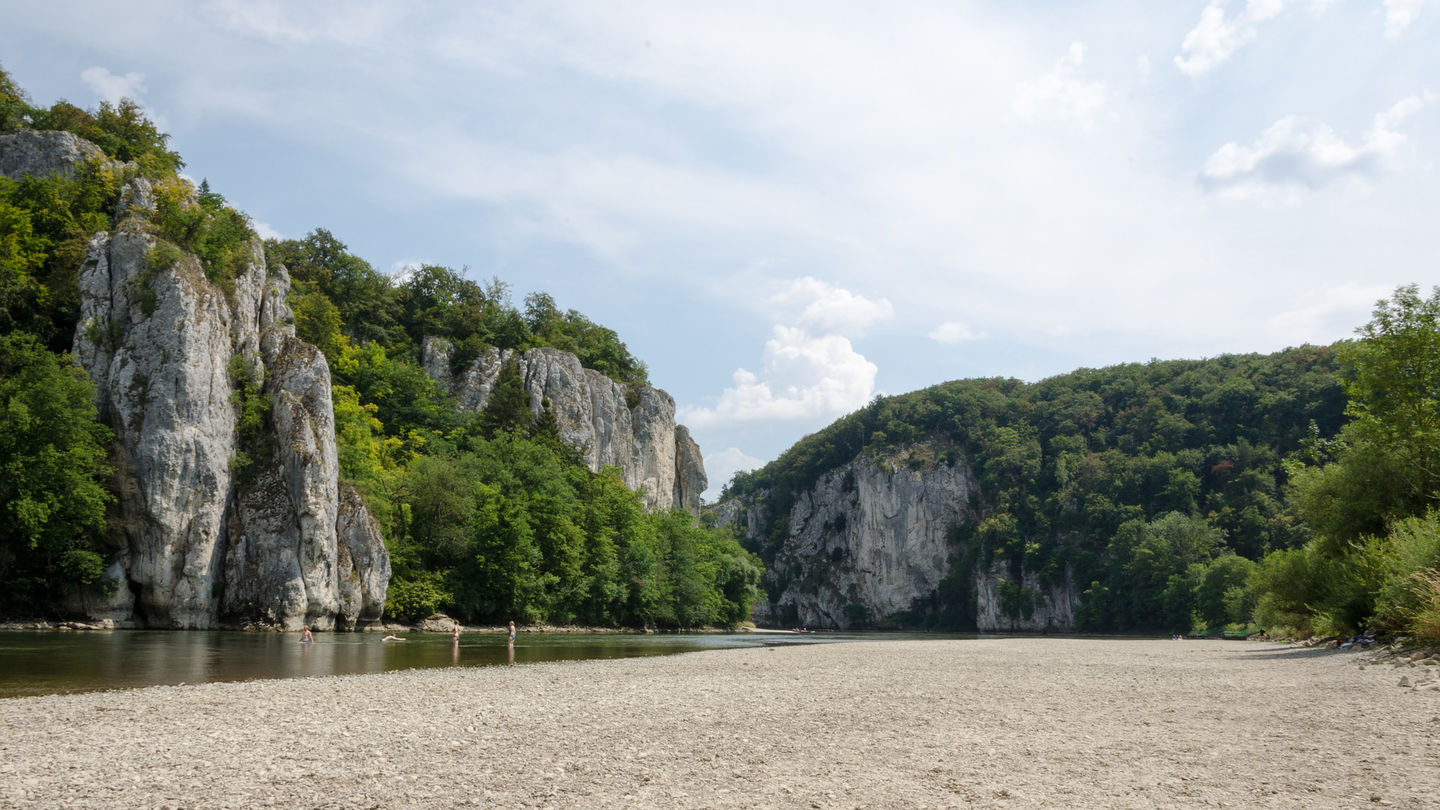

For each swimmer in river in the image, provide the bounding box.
[507,620,516,642]
[300,625,313,644]
[382,634,406,642]
[453,622,461,641]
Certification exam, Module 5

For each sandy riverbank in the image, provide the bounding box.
[1,637,1437,808]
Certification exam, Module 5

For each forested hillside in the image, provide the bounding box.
[0,67,762,628]
[725,287,1440,642]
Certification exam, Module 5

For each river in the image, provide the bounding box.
[0,629,906,699]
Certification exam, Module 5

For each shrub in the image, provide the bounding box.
[1410,570,1440,646]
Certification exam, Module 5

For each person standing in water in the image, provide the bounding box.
[452,622,461,642]
[300,625,313,644]
[507,620,516,642]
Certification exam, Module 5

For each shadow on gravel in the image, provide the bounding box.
[1226,645,1357,661]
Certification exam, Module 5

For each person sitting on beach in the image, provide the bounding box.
[382,634,406,642]
[300,625,313,644]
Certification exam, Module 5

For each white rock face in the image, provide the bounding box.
[738,448,977,629]
[974,561,1077,632]
[74,224,243,627]
[721,445,1081,632]
[0,131,103,180]
[424,340,706,514]
[64,178,389,629]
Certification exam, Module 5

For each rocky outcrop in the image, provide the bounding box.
[0,130,103,180]
[3,129,393,630]
[717,444,1081,632]
[974,560,1078,633]
[424,339,705,514]
[673,426,706,513]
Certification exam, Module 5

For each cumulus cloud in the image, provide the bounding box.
[1384,0,1426,38]
[768,277,893,336]
[1200,94,1434,196]
[681,278,887,430]
[1175,0,1293,77]
[680,326,878,429]
[928,321,985,344]
[1013,42,1107,122]
[702,447,766,500]
[80,66,147,104]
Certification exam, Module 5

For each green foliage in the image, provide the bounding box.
[1366,510,1440,633]
[1,63,32,133]
[227,354,270,482]
[1251,286,1440,637]
[1410,570,1440,646]
[384,570,453,621]
[1338,284,1440,504]
[24,96,182,177]
[150,176,255,289]
[267,229,649,389]
[0,333,114,613]
[378,433,761,628]
[0,161,122,350]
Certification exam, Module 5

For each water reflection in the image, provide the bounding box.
[0,629,955,699]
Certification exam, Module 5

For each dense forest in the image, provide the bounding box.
[0,67,763,627]
[726,287,1440,643]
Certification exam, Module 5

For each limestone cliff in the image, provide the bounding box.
[0,130,102,181]
[2,131,391,629]
[423,339,706,514]
[715,444,1080,632]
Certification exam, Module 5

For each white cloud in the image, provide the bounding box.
[680,326,877,429]
[702,447,766,501]
[80,66,147,104]
[1175,0,1293,77]
[389,260,425,285]
[928,321,985,344]
[1384,0,1426,38]
[1014,42,1107,123]
[1200,94,1434,196]
[251,220,282,241]
[203,0,399,47]
[768,277,893,336]
[1271,282,1397,336]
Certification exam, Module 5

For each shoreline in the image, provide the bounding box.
[2,637,1437,808]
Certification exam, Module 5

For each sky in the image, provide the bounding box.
[3,1,1437,501]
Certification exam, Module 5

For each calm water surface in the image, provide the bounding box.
[0,630,929,699]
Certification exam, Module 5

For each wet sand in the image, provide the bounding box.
[1,637,1437,808]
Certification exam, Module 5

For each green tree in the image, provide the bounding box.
[0,335,115,611]
[1339,284,1440,504]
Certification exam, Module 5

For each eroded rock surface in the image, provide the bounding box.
[718,444,1080,632]
[0,130,103,180]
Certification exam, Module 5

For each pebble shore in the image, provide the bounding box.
[2,637,1437,808]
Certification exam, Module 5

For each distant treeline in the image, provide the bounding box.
[0,65,763,627]
[728,287,1440,643]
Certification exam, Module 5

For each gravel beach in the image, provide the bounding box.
[2,637,1438,809]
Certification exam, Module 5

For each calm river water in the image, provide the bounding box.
[0,630,900,699]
